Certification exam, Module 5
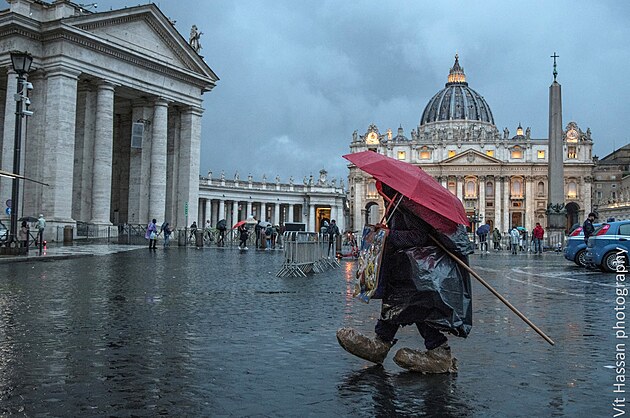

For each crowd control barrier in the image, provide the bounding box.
[276,232,340,277]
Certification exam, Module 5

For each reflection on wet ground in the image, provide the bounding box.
[0,249,614,416]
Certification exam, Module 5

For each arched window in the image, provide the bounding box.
[537,181,545,196]
[511,178,523,197]
[367,182,377,198]
[567,181,578,199]
[485,181,494,198]
[465,179,476,198]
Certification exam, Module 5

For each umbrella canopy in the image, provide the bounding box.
[216,219,227,230]
[259,221,271,228]
[516,226,526,231]
[18,216,38,223]
[245,216,258,225]
[232,220,247,229]
[343,151,469,232]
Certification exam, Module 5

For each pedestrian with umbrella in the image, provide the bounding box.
[337,151,554,373]
[216,219,227,247]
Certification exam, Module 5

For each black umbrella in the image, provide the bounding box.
[19,216,38,223]
[216,219,227,230]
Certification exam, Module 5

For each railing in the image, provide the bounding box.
[276,232,340,277]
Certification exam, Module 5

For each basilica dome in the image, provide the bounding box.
[420,55,494,126]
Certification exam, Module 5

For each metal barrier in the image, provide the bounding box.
[276,232,340,277]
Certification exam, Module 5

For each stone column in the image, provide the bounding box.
[175,106,203,227]
[127,100,149,224]
[309,204,316,232]
[494,176,503,232]
[22,73,45,220]
[0,69,17,212]
[232,201,239,226]
[41,66,81,224]
[524,176,533,232]
[203,199,212,227]
[456,176,464,203]
[330,204,337,223]
[218,199,225,220]
[90,81,115,224]
[503,176,511,230]
[261,202,267,222]
[273,202,280,225]
[149,98,168,223]
[478,176,486,223]
[583,176,592,216]
[288,204,294,222]
[246,201,252,218]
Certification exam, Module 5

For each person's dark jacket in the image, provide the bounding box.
[583,218,595,243]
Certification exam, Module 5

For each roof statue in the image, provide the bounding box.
[190,25,203,53]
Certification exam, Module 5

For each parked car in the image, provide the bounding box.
[564,223,602,267]
[584,220,630,272]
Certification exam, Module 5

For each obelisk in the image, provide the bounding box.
[546,52,566,235]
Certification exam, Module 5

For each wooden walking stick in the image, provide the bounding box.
[429,235,555,346]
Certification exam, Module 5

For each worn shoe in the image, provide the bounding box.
[393,343,457,373]
[336,327,393,364]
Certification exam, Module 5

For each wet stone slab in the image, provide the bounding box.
[0,248,617,416]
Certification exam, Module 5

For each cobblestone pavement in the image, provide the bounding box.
[0,247,618,416]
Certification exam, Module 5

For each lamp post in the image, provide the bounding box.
[468,208,482,249]
[8,51,33,247]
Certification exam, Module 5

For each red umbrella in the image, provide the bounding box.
[343,151,469,232]
[232,220,247,229]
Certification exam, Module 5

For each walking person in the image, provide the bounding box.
[337,182,471,373]
[327,219,340,256]
[510,227,520,255]
[162,222,173,248]
[35,214,46,249]
[146,218,158,249]
[476,221,490,254]
[254,220,262,249]
[217,219,227,247]
[238,224,249,250]
[532,223,545,254]
[492,227,502,251]
[264,223,273,250]
[19,220,29,252]
[583,212,597,244]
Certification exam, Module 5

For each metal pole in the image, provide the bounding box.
[9,74,24,246]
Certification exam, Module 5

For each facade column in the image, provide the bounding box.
[309,204,316,232]
[203,199,212,227]
[218,199,225,220]
[246,201,252,218]
[0,69,17,212]
[583,176,592,216]
[524,176,534,232]
[288,204,295,222]
[41,66,81,224]
[273,202,280,225]
[232,200,239,226]
[261,202,267,222]
[330,204,337,223]
[494,176,503,232]
[90,81,116,224]
[175,106,203,227]
[478,176,486,224]
[456,176,464,203]
[503,176,511,230]
[22,73,45,220]
[149,98,168,223]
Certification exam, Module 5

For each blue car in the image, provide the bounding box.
[585,220,630,272]
[564,223,602,267]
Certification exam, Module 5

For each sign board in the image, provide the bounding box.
[6,199,11,208]
[184,202,189,216]
[5,207,10,215]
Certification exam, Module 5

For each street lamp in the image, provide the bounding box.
[8,50,33,248]
[468,208,482,248]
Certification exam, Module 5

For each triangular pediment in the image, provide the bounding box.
[441,149,502,164]
[66,5,218,82]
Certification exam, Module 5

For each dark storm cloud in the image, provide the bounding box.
[46,1,630,181]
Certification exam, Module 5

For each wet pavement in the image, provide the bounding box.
[0,247,616,416]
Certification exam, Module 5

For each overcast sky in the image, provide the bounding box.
[23,1,630,183]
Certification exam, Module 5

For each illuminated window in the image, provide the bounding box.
[465,180,476,198]
[537,150,545,159]
[511,147,523,159]
[567,181,577,199]
[448,150,456,158]
[367,182,378,198]
[568,146,577,159]
[486,150,494,157]
[420,147,431,159]
[511,178,523,197]
[397,151,406,160]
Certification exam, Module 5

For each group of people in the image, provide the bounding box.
[475,221,546,255]
[254,221,283,250]
[145,219,174,249]
[18,214,46,251]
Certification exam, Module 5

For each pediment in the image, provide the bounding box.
[441,149,502,165]
[67,5,217,81]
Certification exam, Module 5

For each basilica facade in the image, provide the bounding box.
[347,55,594,234]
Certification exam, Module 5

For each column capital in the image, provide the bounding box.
[181,105,204,116]
[97,80,117,90]
[44,64,82,79]
[153,97,170,107]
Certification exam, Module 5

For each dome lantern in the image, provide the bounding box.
[447,53,467,85]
